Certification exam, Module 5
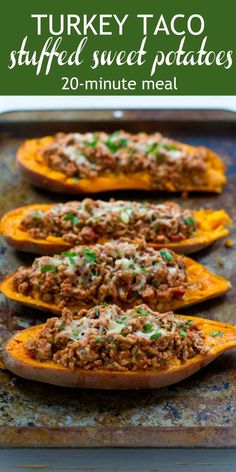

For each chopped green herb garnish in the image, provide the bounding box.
[84,134,98,148]
[180,330,187,337]
[210,330,223,338]
[160,249,173,261]
[95,336,103,343]
[145,143,158,155]
[82,249,97,264]
[135,307,149,316]
[155,152,163,162]
[41,264,58,274]
[184,217,196,226]
[145,323,153,333]
[63,213,79,224]
[63,251,77,258]
[59,322,65,331]
[95,307,100,318]
[153,222,159,232]
[62,251,78,265]
[150,332,162,340]
[162,143,178,151]
[32,212,42,220]
[116,318,126,324]
[105,134,128,153]
[71,328,79,339]
[63,212,74,221]
[73,177,79,184]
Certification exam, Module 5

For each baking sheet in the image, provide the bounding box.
[0,109,236,447]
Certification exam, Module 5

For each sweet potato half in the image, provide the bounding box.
[0,204,231,256]
[17,137,226,194]
[0,257,231,314]
[3,316,236,389]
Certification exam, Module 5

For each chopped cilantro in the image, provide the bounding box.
[145,323,153,333]
[135,307,149,316]
[59,322,65,331]
[71,328,79,339]
[210,330,223,338]
[63,212,79,224]
[160,249,173,261]
[150,332,162,340]
[180,330,187,337]
[163,143,177,151]
[41,264,58,274]
[145,143,159,155]
[63,251,78,265]
[184,216,196,226]
[105,133,128,153]
[95,307,100,318]
[84,134,98,148]
[73,177,79,184]
[95,336,103,343]
[63,251,77,257]
[32,212,42,220]
[82,249,97,264]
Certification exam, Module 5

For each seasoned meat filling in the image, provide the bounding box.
[13,242,187,308]
[41,131,207,189]
[25,304,207,371]
[20,199,197,245]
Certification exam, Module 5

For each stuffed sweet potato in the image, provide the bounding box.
[0,200,231,255]
[3,304,236,389]
[17,131,226,194]
[0,242,230,314]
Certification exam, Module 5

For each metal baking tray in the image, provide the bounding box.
[0,109,236,448]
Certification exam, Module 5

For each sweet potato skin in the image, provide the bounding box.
[17,136,227,194]
[3,317,236,389]
[0,257,231,315]
[0,205,231,255]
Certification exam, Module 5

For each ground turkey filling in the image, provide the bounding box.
[24,304,207,371]
[41,131,207,189]
[13,242,187,309]
[20,199,197,245]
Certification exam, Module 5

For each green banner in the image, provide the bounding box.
[0,0,235,95]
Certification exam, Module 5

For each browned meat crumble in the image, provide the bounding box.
[41,131,207,189]
[20,199,197,245]
[24,304,207,371]
[13,242,187,309]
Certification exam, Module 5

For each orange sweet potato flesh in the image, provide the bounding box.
[0,204,231,255]
[17,136,226,194]
[0,257,231,315]
[3,316,236,389]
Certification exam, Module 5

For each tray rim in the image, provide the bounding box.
[1,425,236,448]
[0,108,236,123]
